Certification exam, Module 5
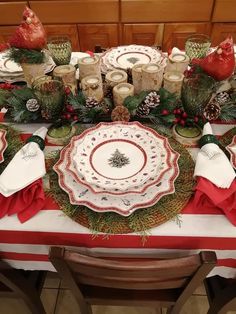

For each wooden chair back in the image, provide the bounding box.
[49,247,216,314]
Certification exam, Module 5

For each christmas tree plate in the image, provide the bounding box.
[106,45,164,70]
[0,129,7,164]
[226,135,236,169]
[68,123,177,195]
[53,139,179,216]
[72,122,172,191]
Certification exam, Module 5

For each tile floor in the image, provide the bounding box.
[1,271,236,314]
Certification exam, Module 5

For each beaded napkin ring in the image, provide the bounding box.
[26,135,45,151]
[198,134,219,148]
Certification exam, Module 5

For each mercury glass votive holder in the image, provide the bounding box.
[47,36,72,65]
[185,34,211,60]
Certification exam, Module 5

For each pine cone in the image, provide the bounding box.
[103,82,113,99]
[203,101,221,121]
[143,91,160,108]
[111,105,130,122]
[136,103,150,117]
[85,97,100,108]
[214,92,231,105]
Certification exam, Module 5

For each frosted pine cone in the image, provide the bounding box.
[214,92,231,105]
[85,97,100,108]
[111,105,130,122]
[143,91,160,108]
[136,103,151,116]
[203,101,221,121]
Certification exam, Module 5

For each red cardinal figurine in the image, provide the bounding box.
[0,7,46,51]
[191,36,235,81]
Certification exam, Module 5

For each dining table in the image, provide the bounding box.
[0,121,235,279]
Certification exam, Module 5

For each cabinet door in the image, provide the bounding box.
[163,23,211,51]
[212,0,236,22]
[122,24,164,47]
[78,24,118,52]
[43,25,80,51]
[0,26,17,44]
[0,2,27,25]
[211,23,236,46]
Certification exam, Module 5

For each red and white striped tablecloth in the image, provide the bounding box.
[0,122,236,278]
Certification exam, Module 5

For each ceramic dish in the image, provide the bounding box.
[0,129,7,163]
[226,135,236,169]
[53,139,179,216]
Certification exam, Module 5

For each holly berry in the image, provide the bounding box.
[182,112,188,119]
[173,109,177,114]
[65,113,71,120]
[194,116,199,123]
[174,117,180,124]
[66,105,74,113]
[64,86,71,95]
[176,108,182,115]
[180,119,186,127]
[161,109,169,115]
[73,115,79,121]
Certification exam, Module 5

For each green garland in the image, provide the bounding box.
[7,48,45,64]
[46,124,195,236]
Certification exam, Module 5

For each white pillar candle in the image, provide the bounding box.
[113,83,134,106]
[78,55,101,81]
[165,53,190,73]
[53,64,77,94]
[81,75,103,102]
[105,70,128,87]
[132,63,144,94]
[142,63,164,91]
[163,71,184,95]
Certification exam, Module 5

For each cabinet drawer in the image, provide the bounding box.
[29,0,119,23]
[211,23,236,46]
[212,0,236,22]
[0,2,27,25]
[121,0,214,23]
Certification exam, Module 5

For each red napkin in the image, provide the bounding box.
[192,177,236,225]
[0,179,45,223]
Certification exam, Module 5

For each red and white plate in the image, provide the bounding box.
[226,135,236,169]
[54,122,180,216]
[0,129,7,164]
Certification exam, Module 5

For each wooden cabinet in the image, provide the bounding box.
[121,0,214,23]
[162,23,211,51]
[211,23,236,46]
[0,1,27,25]
[122,24,164,47]
[29,0,119,23]
[212,0,236,22]
[78,24,119,51]
[43,25,80,50]
[0,26,17,44]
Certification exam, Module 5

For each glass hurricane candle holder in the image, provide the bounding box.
[185,34,211,60]
[33,79,65,120]
[47,36,72,65]
[181,74,216,117]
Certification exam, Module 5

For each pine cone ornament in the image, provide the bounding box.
[111,105,130,122]
[85,97,100,108]
[136,91,160,117]
[203,100,221,120]
[26,98,39,112]
[214,91,231,105]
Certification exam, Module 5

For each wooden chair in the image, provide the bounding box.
[0,261,46,314]
[49,247,217,314]
[204,275,236,314]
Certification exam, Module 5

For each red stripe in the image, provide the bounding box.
[182,197,224,215]
[212,120,236,125]
[1,231,236,249]
[217,259,236,268]
[0,252,48,261]
[20,133,61,147]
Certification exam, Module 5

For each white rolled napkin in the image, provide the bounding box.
[194,122,235,188]
[171,47,186,56]
[0,127,47,197]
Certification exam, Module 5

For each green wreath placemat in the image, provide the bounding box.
[47,125,195,235]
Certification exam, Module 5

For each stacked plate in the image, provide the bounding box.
[0,129,7,164]
[101,45,166,73]
[0,50,56,83]
[226,135,236,169]
[54,122,180,216]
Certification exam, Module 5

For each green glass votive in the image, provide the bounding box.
[47,36,72,65]
[33,79,65,120]
[185,34,211,60]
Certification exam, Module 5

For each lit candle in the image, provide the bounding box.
[105,70,127,87]
[132,64,144,94]
[171,54,186,62]
[163,71,184,95]
[53,64,77,94]
[78,55,101,80]
[113,83,134,106]
[142,63,164,91]
[81,75,103,102]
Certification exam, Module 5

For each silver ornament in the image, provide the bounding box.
[26,99,40,112]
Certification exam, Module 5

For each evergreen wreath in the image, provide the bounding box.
[8,48,45,64]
